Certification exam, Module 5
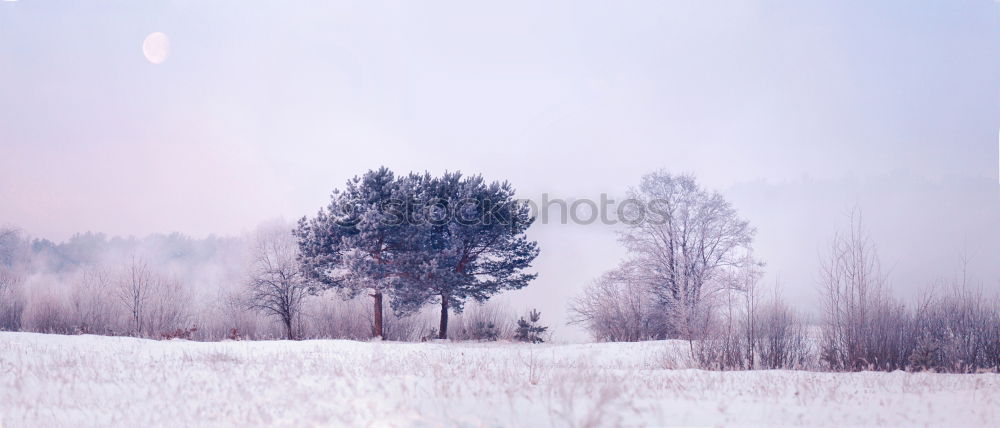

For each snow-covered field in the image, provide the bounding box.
[1,332,997,427]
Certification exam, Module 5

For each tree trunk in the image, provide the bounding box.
[373,291,384,339]
[283,316,294,340]
[438,294,449,339]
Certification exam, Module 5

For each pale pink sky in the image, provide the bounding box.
[1,1,998,338]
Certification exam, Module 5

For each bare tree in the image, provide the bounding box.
[820,211,874,369]
[22,285,73,334]
[619,172,756,339]
[0,270,21,321]
[819,210,915,371]
[910,256,1000,372]
[692,284,744,370]
[569,262,663,341]
[118,258,153,336]
[755,289,810,369]
[0,227,27,330]
[204,287,269,340]
[145,275,190,337]
[70,267,119,334]
[734,255,763,369]
[0,267,25,331]
[246,226,309,340]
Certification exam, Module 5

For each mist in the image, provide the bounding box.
[4,2,1000,427]
[1,1,998,341]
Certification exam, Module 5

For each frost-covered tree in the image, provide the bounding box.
[295,167,423,339]
[297,169,538,340]
[0,227,27,331]
[116,257,189,337]
[397,172,539,339]
[618,171,756,339]
[0,267,23,331]
[568,261,664,341]
[118,257,153,335]
[818,210,910,371]
[70,267,117,334]
[0,227,22,268]
[246,224,309,340]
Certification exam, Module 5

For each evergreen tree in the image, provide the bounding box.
[294,167,423,339]
[296,168,539,340]
[514,309,547,343]
[399,172,540,339]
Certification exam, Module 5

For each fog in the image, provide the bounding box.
[1,1,998,340]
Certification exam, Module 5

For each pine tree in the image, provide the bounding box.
[397,172,539,339]
[296,168,539,340]
[515,309,547,343]
[294,167,423,339]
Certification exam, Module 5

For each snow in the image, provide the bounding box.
[1,332,998,427]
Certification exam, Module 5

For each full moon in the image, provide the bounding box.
[142,32,170,64]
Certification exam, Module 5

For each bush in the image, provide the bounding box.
[161,326,198,340]
[820,285,1000,373]
[22,288,74,334]
[908,289,1000,372]
[450,302,516,341]
[469,321,500,341]
[755,300,811,369]
[0,268,24,331]
[569,266,666,342]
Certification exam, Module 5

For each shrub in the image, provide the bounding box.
[450,302,516,341]
[161,326,199,340]
[469,321,500,341]
[755,300,811,369]
[22,287,74,334]
[568,265,665,342]
[0,268,24,331]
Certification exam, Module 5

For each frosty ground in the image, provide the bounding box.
[1,332,997,427]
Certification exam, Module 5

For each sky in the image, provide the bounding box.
[1,1,998,340]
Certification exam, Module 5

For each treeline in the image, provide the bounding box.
[3,168,996,373]
[570,171,1000,373]
[0,168,548,342]
[0,228,248,339]
[0,224,546,342]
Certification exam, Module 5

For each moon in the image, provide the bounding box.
[142,32,170,64]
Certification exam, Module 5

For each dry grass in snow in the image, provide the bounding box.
[1,332,998,427]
